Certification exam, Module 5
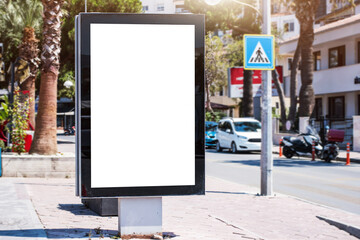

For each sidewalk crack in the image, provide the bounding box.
[209,215,266,240]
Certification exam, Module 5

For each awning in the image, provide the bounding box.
[210,102,230,110]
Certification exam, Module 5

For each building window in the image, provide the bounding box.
[329,45,345,68]
[358,41,360,64]
[142,5,149,11]
[284,21,294,32]
[288,58,292,70]
[328,96,345,119]
[157,3,164,11]
[313,51,321,71]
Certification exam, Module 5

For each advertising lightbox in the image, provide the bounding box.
[227,66,283,98]
[75,13,205,198]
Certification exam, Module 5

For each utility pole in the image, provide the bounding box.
[260,0,273,196]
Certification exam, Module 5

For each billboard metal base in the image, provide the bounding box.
[118,197,162,237]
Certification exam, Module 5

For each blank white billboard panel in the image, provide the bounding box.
[90,24,195,188]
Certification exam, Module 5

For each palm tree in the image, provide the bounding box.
[30,0,64,155]
[0,0,42,127]
[242,70,253,117]
[282,0,354,117]
[292,0,320,117]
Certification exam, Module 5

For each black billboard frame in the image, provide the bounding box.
[76,13,205,198]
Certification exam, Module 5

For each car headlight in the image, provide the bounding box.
[237,135,248,140]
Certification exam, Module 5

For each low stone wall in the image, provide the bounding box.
[1,153,75,178]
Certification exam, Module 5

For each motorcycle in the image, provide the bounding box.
[280,126,323,160]
[322,129,344,162]
[64,126,76,135]
[280,126,344,162]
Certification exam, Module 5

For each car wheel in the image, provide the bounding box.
[216,141,222,152]
[231,142,237,153]
[283,146,293,159]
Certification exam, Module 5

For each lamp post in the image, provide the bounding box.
[63,79,74,130]
[64,80,74,89]
[205,0,273,196]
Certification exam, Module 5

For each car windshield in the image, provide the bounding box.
[234,121,261,132]
[206,124,217,131]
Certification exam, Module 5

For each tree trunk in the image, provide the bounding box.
[295,0,319,117]
[205,80,213,112]
[242,70,253,117]
[288,42,301,123]
[30,0,63,155]
[30,72,58,154]
[298,21,315,117]
[18,27,40,128]
[272,69,286,129]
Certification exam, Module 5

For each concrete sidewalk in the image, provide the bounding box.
[0,177,359,239]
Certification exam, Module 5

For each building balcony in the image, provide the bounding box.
[285,63,360,96]
[313,63,360,95]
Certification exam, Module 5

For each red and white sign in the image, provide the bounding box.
[228,66,283,98]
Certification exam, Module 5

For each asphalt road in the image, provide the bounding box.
[56,135,359,214]
[206,149,360,215]
[57,134,75,143]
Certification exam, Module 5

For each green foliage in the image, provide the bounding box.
[184,0,260,36]
[58,69,75,100]
[0,95,9,123]
[0,138,5,151]
[0,0,43,66]
[205,33,228,94]
[206,111,227,122]
[225,37,243,67]
[60,0,143,74]
[7,88,30,153]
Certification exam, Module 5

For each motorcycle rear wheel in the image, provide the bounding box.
[283,146,293,159]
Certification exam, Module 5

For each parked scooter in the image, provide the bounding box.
[280,126,323,159]
[322,129,344,162]
[64,126,75,135]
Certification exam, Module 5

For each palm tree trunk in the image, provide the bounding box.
[30,0,63,155]
[298,21,315,117]
[288,43,301,123]
[272,69,286,129]
[242,70,253,117]
[18,27,40,128]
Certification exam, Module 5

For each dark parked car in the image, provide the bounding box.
[205,121,218,148]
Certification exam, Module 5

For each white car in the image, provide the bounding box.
[216,118,261,153]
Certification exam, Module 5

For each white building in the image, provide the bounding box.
[271,1,300,42]
[279,13,360,120]
[141,0,187,13]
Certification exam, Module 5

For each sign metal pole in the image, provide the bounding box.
[260,0,273,196]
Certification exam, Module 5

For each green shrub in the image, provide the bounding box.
[7,88,30,153]
[206,111,227,122]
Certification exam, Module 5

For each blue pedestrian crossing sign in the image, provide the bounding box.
[244,34,275,70]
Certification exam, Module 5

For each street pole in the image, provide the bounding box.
[260,0,273,196]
